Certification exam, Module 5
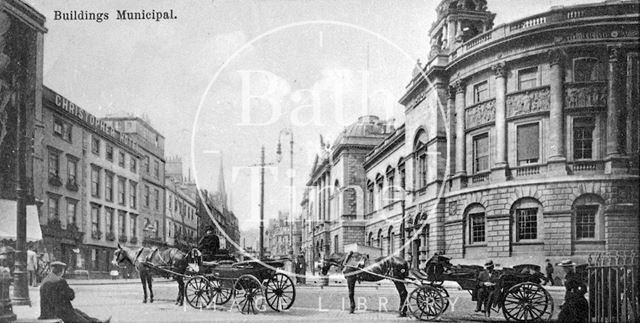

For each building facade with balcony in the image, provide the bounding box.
[361,0,639,269]
[37,87,142,275]
[102,116,166,248]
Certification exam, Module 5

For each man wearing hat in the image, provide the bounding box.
[475,259,499,314]
[198,226,220,261]
[39,261,110,323]
[557,259,588,323]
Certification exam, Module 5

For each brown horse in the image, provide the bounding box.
[321,252,410,316]
[112,244,189,305]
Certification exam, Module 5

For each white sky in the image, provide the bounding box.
[25,0,597,232]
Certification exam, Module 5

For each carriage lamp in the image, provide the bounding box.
[0,246,16,322]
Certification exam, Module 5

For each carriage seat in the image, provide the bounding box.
[201,260,234,268]
[411,269,430,281]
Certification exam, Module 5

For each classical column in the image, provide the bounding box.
[626,52,639,172]
[491,62,509,181]
[452,80,467,190]
[605,46,627,173]
[447,85,456,178]
[548,49,568,175]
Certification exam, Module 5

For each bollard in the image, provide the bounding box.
[0,246,16,323]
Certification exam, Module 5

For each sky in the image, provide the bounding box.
[25,0,597,234]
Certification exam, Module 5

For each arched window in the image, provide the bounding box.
[572,194,604,241]
[386,166,395,204]
[377,229,383,248]
[388,226,395,256]
[414,130,428,190]
[511,198,543,242]
[464,204,486,245]
[398,158,406,190]
[366,180,374,213]
[334,180,341,218]
[367,232,373,246]
[375,173,384,210]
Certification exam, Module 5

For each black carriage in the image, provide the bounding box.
[407,255,553,322]
[183,253,296,314]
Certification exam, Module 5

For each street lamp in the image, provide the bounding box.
[276,128,294,257]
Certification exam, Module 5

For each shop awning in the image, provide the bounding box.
[0,199,42,242]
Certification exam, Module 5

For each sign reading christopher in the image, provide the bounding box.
[43,88,138,152]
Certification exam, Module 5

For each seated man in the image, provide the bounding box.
[475,260,499,314]
[198,227,220,261]
[40,261,110,323]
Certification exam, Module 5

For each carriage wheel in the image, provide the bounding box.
[264,273,296,311]
[502,282,553,322]
[233,274,265,314]
[185,276,213,309]
[408,285,448,321]
[434,286,450,313]
[209,278,233,305]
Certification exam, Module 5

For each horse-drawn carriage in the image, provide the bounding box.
[183,256,296,314]
[409,254,554,322]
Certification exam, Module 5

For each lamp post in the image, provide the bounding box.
[12,84,29,306]
[252,146,277,259]
[276,129,294,256]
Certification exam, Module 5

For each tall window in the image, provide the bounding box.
[144,185,150,207]
[66,199,77,226]
[155,220,160,238]
[130,214,138,238]
[418,154,427,188]
[377,229,382,248]
[334,235,339,254]
[368,232,373,246]
[573,118,595,160]
[91,167,100,198]
[118,177,126,205]
[367,181,374,213]
[386,168,395,202]
[154,160,160,178]
[470,212,486,243]
[105,172,114,202]
[91,204,100,234]
[473,133,489,173]
[144,156,150,174]
[517,67,538,90]
[130,158,137,173]
[388,227,394,255]
[517,123,540,165]
[575,205,597,239]
[516,208,538,240]
[67,158,77,184]
[118,151,126,167]
[105,208,114,234]
[398,160,406,190]
[574,58,603,82]
[91,137,100,155]
[48,151,60,178]
[106,145,114,161]
[375,175,383,210]
[473,81,489,103]
[154,189,160,210]
[118,211,126,236]
[48,196,59,219]
[415,131,428,190]
[129,181,137,209]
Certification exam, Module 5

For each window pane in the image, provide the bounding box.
[516,208,538,240]
[573,118,594,160]
[470,212,485,243]
[518,67,538,90]
[576,205,597,239]
[473,134,489,173]
[474,81,489,103]
[517,123,540,165]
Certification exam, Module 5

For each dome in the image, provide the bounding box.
[333,115,391,146]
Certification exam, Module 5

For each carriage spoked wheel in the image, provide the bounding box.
[185,276,213,309]
[233,274,265,314]
[408,285,448,321]
[264,273,296,311]
[501,282,553,322]
[209,278,233,305]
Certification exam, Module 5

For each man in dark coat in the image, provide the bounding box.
[475,260,499,314]
[39,261,110,323]
[545,259,554,286]
[198,227,220,261]
[557,259,588,323]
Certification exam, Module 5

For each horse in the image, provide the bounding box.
[112,244,189,305]
[321,252,410,316]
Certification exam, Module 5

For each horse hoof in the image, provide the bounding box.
[150,299,154,303]
[398,313,407,318]
[143,299,147,304]
[349,309,355,314]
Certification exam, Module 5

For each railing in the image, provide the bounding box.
[514,165,541,177]
[449,2,639,61]
[470,172,489,184]
[571,160,604,172]
[587,252,639,323]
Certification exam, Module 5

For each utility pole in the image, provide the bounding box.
[288,132,294,256]
[259,146,265,259]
